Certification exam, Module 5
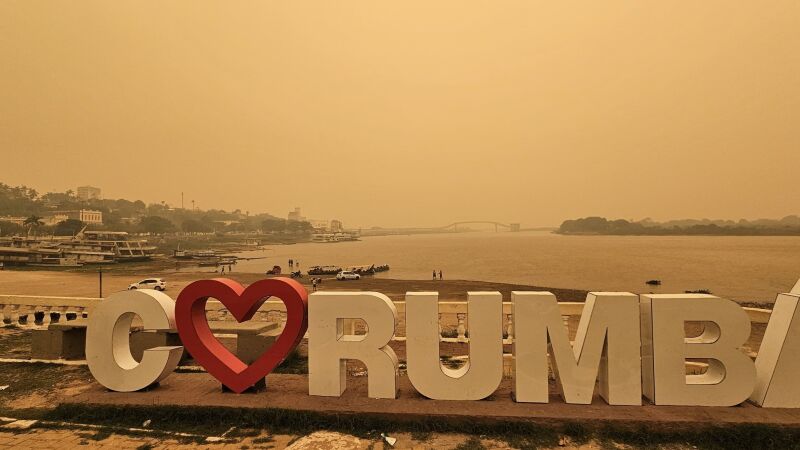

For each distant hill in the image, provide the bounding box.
[0,181,286,236]
[557,216,800,236]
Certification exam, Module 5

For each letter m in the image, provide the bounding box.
[512,292,641,405]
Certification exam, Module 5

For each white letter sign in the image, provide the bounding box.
[640,294,756,406]
[86,289,183,392]
[405,292,503,400]
[512,292,641,405]
[750,293,800,407]
[307,292,399,399]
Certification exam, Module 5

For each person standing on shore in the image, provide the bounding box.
[312,278,318,292]
[432,269,436,280]
[439,270,443,280]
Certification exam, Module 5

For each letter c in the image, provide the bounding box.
[86,289,183,392]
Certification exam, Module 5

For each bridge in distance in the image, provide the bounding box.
[438,221,521,232]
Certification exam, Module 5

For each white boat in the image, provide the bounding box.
[67,230,156,262]
[311,233,338,243]
[311,231,361,243]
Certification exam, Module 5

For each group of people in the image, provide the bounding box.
[432,269,443,280]
[288,258,323,291]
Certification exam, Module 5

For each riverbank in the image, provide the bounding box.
[8,229,800,303]
[0,268,589,302]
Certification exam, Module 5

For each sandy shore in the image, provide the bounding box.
[0,267,589,302]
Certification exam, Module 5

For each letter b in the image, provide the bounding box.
[640,294,756,406]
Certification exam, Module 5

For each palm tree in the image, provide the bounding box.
[23,215,44,236]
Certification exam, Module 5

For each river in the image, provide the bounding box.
[230,231,800,303]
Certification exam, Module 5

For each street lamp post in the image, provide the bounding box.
[98,268,103,299]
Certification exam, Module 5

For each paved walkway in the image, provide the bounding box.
[64,372,800,428]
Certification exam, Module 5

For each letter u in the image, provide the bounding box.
[405,292,504,400]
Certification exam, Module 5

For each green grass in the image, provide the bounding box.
[452,436,486,450]
[39,403,800,449]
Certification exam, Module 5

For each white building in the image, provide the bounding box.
[308,219,329,230]
[77,186,102,201]
[287,207,305,222]
[78,209,103,224]
[51,209,103,225]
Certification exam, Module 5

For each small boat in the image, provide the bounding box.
[645,279,662,286]
[174,249,219,259]
[350,264,376,276]
[308,265,342,275]
[685,289,712,295]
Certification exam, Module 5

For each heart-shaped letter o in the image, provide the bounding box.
[175,277,308,393]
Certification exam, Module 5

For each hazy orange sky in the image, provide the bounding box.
[1,1,798,227]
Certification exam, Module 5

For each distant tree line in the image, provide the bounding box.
[557,216,800,236]
[260,218,314,234]
[0,182,313,237]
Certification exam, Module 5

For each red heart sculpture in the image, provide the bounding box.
[175,277,308,393]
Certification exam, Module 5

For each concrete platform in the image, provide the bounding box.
[62,373,800,428]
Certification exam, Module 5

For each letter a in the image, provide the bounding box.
[751,292,800,407]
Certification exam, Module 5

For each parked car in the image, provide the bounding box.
[128,278,167,291]
[336,271,361,281]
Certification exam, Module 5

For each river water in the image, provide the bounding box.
[231,231,800,303]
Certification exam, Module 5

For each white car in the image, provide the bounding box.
[128,278,167,291]
[336,271,361,281]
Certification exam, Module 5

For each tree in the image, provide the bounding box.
[23,215,44,235]
[54,219,85,236]
[23,215,43,228]
[286,220,314,234]
[139,216,176,235]
[181,218,212,234]
[0,221,24,236]
[261,218,287,233]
